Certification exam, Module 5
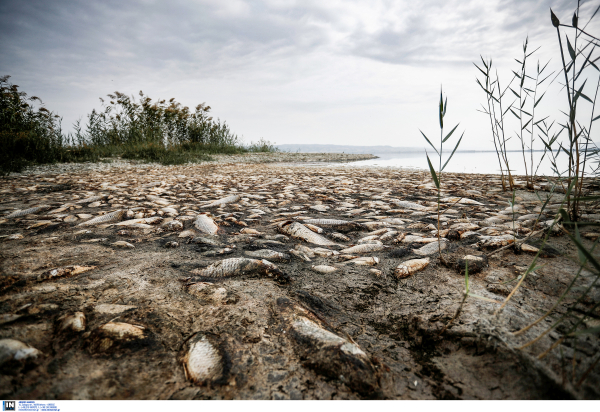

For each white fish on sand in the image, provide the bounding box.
[194,213,219,235]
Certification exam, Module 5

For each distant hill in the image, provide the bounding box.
[276,144,423,154]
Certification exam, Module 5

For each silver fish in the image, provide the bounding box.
[77,210,125,226]
[194,213,219,235]
[76,195,107,204]
[244,249,291,262]
[343,256,379,266]
[6,205,51,219]
[303,219,365,232]
[279,221,340,247]
[327,232,351,242]
[341,243,385,254]
[311,265,338,273]
[379,231,399,242]
[413,241,447,256]
[189,258,290,283]
[201,195,240,208]
[390,200,428,211]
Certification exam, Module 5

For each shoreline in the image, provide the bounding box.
[5,152,378,177]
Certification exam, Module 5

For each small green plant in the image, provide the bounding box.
[419,87,464,261]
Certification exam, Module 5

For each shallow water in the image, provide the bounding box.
[325,151,598,176]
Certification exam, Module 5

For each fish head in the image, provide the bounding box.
[260,259,292,284]
[273,270,292,284]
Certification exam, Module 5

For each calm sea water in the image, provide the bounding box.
[326,151,597,177]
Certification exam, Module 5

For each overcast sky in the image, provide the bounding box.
[1,0,598,150]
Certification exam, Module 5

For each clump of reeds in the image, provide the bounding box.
[0,75,96,175]
[475,40,555,191]
[0,81,278,174]
[472,1,600,389]
[73,91,276,160]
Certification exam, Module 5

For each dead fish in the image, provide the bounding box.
[381,218,406,225]
[180,333,227,386]
[6,205,51,219]
[279,221,340,247]
[312,265,338,273]
[0,339,42,367]
[335,254,359,261]
[201,195,240,208]
[312,247,339,257]
[0,314,22,325]
[379,231,399,242]
[179,229,197,238]
[303,219,365,232]
[114,216,162,226]
[77,210,125,226]
[357,236,382,245]
[191,236,224,246]
[76,195,107,204]
[194,213,219,235]
[310,205,330,212]
[240,228,261,235]
[393,233,406,243]
[89,322,146,353]
[198,248,235,257]
[289,249,312,261]
[477,234,515,248]
[276,298,380,396]
[146,195,171,206]
[304,223,324,234]
[327,232,350,242]
[365,228,390,236]
[344,256,379,266]
[449,222,480,231]
[38,265,96,281]
[244,249,291,262]
[189,258,290,284]
[413,241,447,256]
[390,200,428,211]
[455,255,487,274]
[58,312,86,333]
[341,243,385,254]
[394,258,430,278]
[112,240,135,248]
[294,244,316,257]
[81,238,108,243]
[440,197,483,205]
[5,233,23,240]
[362,221,390,231]
[164,220,184,231]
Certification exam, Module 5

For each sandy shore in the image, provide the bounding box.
[7,152,378,177]
[1,160,599,400]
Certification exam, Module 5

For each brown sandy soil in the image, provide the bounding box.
[0,159,599,400]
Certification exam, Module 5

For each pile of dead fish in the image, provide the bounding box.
[1,162,594,388]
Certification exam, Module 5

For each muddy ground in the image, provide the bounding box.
[0,160,599,400]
